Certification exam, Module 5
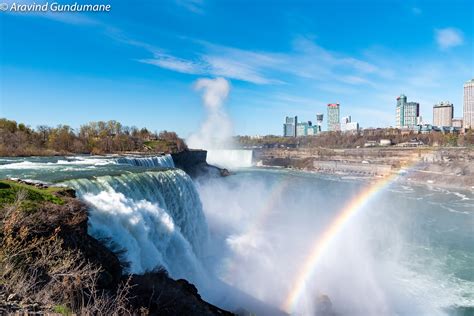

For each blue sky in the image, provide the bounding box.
[1,0,473,137]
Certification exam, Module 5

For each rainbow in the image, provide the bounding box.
[282,171,402,313]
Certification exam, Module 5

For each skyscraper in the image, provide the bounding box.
[463,79,474,129]
[283,116,298,137]
[396,94,420,128]
[296,121,312,136]
[433,102,453,127]
[327,103,340,131]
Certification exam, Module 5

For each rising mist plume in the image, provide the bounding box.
[187,77,233,149]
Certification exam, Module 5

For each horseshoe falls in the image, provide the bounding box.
[206,149,253,169]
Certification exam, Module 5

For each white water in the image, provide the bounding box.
[197,169,474,316]
[207,149,253,169]
[1,155,472,315]
[115,155,175,168]
[64,169,207,282]
[0,155,175,170]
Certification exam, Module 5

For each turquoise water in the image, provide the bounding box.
[198,168,474,315]
[0,157,472,315]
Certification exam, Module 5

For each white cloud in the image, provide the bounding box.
[203,55,278,84]
[137,40,285,84]
[137,36,381,86]
[139,53,205,75]
[200,42,285,84]
[435,28,464,50]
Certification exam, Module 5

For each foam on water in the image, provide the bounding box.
[64,169,207,282]
[115,154,175,168]
[1,156,472,315]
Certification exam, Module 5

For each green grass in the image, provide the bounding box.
[143,140,166,149]
[53,304,72,315]
[0,180,66,212]
[143,140,177,152]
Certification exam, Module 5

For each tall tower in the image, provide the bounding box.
[327,104,340,132]
[396,94,407,128]
[463,79,474,129]
[283,116,298,137]
[433,102,453,127]
[396,94,419,128]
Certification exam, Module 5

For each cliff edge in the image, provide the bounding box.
[0,179,233,315]
[172,150,230,178]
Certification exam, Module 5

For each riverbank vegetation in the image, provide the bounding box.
[237,129,474,149]
[0,118,187,156]
[0,181,232,315]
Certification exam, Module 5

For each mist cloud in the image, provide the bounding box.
[187,77,234,149]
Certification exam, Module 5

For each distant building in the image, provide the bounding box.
[309,125,319,136]
[341,116,351,125]
[396,94,420,128]
[452,118,463,128]
[341,116,359,132]
[296,122,306,136]
[296,121,313,136]
[463,79,474,129]
[380,139,392,146]
[316,113,324,132]
[433,101,453,127]
[327,103,340,131]
[283,116,297,137]
[344,122,359,132]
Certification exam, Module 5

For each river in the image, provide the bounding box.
[0,155,472,315]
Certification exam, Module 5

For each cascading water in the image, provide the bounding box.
[1,155,471,315]
[64,169,208,282]
[206,149,253,169]
[116,154,175,168]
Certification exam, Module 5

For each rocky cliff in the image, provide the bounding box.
[172,150,230,178]
[0,179,233,315]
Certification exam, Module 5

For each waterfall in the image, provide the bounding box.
[206,149,253,169]
[116,154,175,168]
[64,169,207,281]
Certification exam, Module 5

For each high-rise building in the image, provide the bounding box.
[341,116,359,132]
[296,121,313,136]
[396,94,420,128]
[433,101,453,127]
[283,116,298,137]
[463,79,474,129]
[327,103,340,131]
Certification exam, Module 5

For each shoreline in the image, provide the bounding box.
[253,147,474,192]
[255,164,474,193]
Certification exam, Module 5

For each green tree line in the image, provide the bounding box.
[0,118,187,156]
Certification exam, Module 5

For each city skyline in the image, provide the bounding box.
[1,0,473,137]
